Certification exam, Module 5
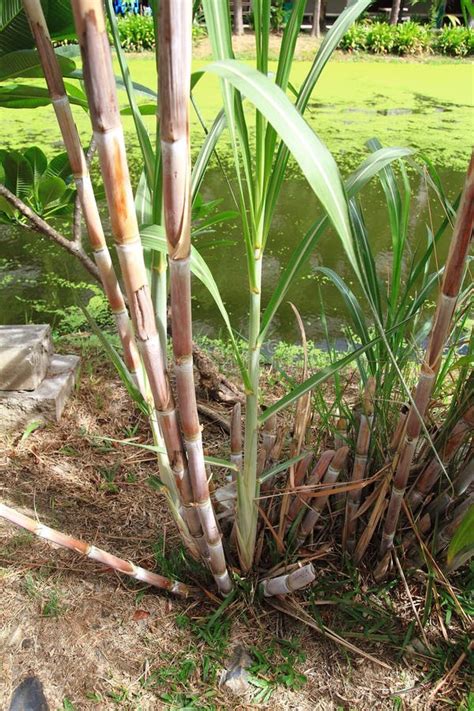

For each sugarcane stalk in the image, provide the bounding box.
[22,0,144,391]
[380,153,474,556]
[70,0,204,558]
[297,446,349,547]
[230,402,242,482]
[260,563,315,597]
[432,494,474,556]
[408,406,474,510]
[287,450,334,531]
[0,503,194,597]
[344,377,375,553]
[158,0,231,593]
[402,458,474,556]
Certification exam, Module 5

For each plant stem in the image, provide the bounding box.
[158,0,231,593]
[0,503,194,597]
[237,255,262,572]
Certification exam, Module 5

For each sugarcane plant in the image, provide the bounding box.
[0,0,473,607]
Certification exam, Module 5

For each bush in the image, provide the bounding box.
[339,21,473,56]
[339,22,368,51]
[394,21,430,55]
[365,22,395,54]
[115,14,155,51]
[432,26,472,56]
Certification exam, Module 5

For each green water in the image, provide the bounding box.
[0,58,471,341]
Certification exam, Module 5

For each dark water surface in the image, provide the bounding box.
[0,164,465,343]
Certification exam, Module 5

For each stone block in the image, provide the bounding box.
[0,355,80,434]
[0,325,53,391]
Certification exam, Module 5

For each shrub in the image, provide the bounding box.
[394,21,430,54]
[432,26,472,56]
[339,21,473,56]
[365,22,396,53]
[115,14,155,51]
[339,22,368,51]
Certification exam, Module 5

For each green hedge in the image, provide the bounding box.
[339,22,474,56]
[113,14,206,52]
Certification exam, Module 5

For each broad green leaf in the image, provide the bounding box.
[0,83,87,109]
[38,175,66,206]
[3,151,33,197]
[24,146,47,183]
[0,0,75,57]
[203,59,357,275]
[0,49,75,80]
[0,194,17,218]
[47,153,71,180]
[447,504,474,566]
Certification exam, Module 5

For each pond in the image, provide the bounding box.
[0,58,471,343]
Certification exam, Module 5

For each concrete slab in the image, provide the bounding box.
[0,325,53,391]
[0,354,80,434]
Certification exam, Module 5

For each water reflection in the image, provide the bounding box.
[0,164,466,342]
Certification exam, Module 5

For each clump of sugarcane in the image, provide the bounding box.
[157,0,231,593]
[401,458,473,557]
[379,152,474,559]
[0,503,193,597]
[343,377,375,553]
[408,405,474,510]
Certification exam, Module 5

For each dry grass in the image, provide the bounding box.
[0,339,471,710]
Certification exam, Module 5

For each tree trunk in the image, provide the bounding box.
[310,0,321,38]
[233,0,244,35]
[389,0,402,25]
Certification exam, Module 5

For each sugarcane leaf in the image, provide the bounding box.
[447,504,474,565]
[259,337,382,424]
[258,146,413,345]
[140,224,250,389]
[264,0,374,235]
[191,108,226,201]
[38,175,66,206]
[0,48,75,80]
[80,305,148,415]
[120,103,156,116]
[315,266,371,346]
[203,59,356,275]
[297,0,373,112]
[100,436,238,471]
[259,452,310,484]
[135,170,153,226]
[69,68,159,100]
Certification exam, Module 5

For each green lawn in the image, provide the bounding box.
[1,55,472,172]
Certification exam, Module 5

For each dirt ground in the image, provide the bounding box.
[0,342,470,710]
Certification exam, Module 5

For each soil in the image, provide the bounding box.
[0,341,470,710]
